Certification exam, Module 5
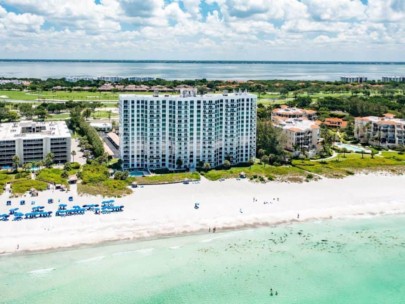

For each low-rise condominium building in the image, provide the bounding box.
[273,117,320,153]
[340,76,368,83]
[0,121,71,167]
[354,114,405,147]
[119,89,257,170]
[323,117,347,128]
[382,76,405,83]
[271,106,317,121]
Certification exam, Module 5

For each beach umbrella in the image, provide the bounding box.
[9,208,19,214]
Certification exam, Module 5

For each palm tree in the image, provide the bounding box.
[44,152,54,168]
[342,148,348,158]
[23,162,32,172]
[12,155,20,172]
[176,158,183,169]
[71,150,76,162]
[260,155,269,165]
[82,108,92,120]
[257,149,265,158]
[203,162,211,170]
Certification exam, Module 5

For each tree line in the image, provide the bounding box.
[2,78,405,95]
[69,107,104,157]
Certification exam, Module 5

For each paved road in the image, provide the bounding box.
[100,132,119,158]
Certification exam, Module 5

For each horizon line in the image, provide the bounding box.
[0,59,405,64]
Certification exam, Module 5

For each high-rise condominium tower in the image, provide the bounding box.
[119,89,257,170]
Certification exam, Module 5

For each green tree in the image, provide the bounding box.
[12,155,20,171]
[0,107,11,122]
[44,152,54,168]
[71,150,76,162]
[82,108,92,120]
[23,162,32,172]
[223,160,231,169]
[203,162,211,170]
[64,162,72,171]
[19,104,34,119]
[35,108,48,120]
[114,171,129,180]
[176,158,183,169]
[257,149,265,158]
[260,155,270,165]
[342,148,348,158]
[256,121,286,156]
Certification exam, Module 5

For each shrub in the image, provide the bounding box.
[114,171,129,180]
[15,171,30,179]
[37,168,67,185]
[81,164,109,184]
[11,179,48,194]
[70,162,81,169]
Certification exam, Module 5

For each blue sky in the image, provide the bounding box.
[0,0,404,60]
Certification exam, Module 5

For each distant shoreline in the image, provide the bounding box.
[1,59,405,65]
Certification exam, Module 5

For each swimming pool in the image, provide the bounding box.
[334,143,371,153]
[129,170,150,177]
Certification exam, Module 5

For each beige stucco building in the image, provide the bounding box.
[354,114,405,148]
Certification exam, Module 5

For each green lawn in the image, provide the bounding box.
[0,90,120,101]
[0,90,177,102]
[130,172,200,185]
[46,112,71,121]
[90,110,118,119]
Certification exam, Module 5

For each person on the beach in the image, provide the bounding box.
[209,227,211,233]
[213,227,216,233]
[297,213,300,219]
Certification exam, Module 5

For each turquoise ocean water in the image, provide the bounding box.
[1,215,404,303]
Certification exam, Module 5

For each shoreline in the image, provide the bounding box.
[1,173,405,255]
[5,211,405,258]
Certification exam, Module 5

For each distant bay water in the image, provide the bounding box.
[1,60,405,81]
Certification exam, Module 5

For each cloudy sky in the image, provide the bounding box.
[0,0,404,61]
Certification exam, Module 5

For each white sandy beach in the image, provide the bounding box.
[1,174,404,254]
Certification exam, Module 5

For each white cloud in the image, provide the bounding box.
[0,0,403,60]
[302,0,366,21]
